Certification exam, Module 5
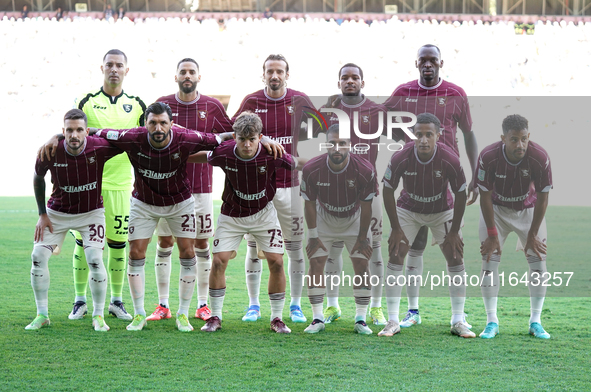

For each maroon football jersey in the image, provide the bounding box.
[475,140,552,210]
[35,138,120,214]
[157,93,233,194]
[383,142,466,214]
[383,79,473,156]
[301,154,377,218]
[208,140,295,217]
[319,96,388,168]
[96,128,219,206]
[232,88,314,188]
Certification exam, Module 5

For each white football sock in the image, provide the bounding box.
[127,258,146,316]
[178,257,196,317]
[369,241,384,308]
[325,241,344,309]
[354,289,370,321]
[209,288,226,320]
[269,292,285,320]
[195,247,211,307]
[245,241,262,307]
[527,254,547,324]
[155,245,172,307]
[286,241,305,307]
[31,245,52,316]
[481,254,500,324]
[406,249,424,310]
[85,247,107,317]
[308,287,325,321]
[385,263,404,322]
[447,263,467,324]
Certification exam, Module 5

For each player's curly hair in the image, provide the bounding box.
[263,54,289,72]
[502,114,528,134]
[233,111,263,137]
[415,112,441,132]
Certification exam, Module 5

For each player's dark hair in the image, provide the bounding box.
[177,58,199,70]
[339,63,363,80]
[103,49,128,63]
[415,112,441,132]
[502,114,528,134]
[263,54,289,73]
[326,124,340,138]
[64,108,87,126]
[233,111,263,138]
[419,44,441,57]
[144,102,173,122]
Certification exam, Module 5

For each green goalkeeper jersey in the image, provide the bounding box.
[75,88,146,191]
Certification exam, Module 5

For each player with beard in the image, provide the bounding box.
[145,58,234,323]
[232,54,315,324]
[383,44,479,329]
[301,125,377,335]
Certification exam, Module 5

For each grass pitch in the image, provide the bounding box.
[1,197,589,391]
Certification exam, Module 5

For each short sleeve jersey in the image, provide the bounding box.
[34,137,121,214]
[96,128,219,206]
[157,92,234,193]
[383,142,467,214]
[75,88,146,191]
[232,88,314,188]
[383,79,472,156]
[301,154,377,218]
[475,140,552,210]
[208,140,295,218]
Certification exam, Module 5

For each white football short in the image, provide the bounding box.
[478,204,547,257]
[309,206,371,260]
[36,208,106,254]
[395,207,463,246]
[213,202,284,255]
[156,193,214,239]
[128,196,196,241]
[273,186,304,242]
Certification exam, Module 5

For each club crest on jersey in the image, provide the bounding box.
[87,156,96,164]
[198,110,208,120]
[434,170,442,178]
[258,165,267,174]
[346,179,356,188]
[478,169,485,181]
[286,105,294,115]
[361,115,370,124]
[437,97,447,106]
[172,153,181,160]
[521,169,529,177]
[123,104,132,113]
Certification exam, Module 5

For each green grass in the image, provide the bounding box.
[1,197,590,391]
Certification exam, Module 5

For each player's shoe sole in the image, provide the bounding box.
[25,314,50,330]
[92,315,110,332]
[378,320,401,337]
[479,322,499,339]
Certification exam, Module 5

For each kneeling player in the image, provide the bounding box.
[27,109,120,332]
[301,125,376,335]
[380,113,474,338]
[195,111,305,333]
[477,114,552,339]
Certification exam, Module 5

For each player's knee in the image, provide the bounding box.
[158,236,174,248]
[407,248,424,258]
[85,248,104,270]
[266,254,285,274]
[31,246,51,269]
[195,238,208,249]
[211,255,228,270]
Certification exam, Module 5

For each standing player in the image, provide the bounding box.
[383,44,479,328]
[379,113,475,338]
[27,109,120,332]
[69,49,146,321]
[476,115,552,339]
[317,63,388,326]
[197,112,305,333]
[301,125,377,335]
[146,58,234,323]
[232,54,315,323]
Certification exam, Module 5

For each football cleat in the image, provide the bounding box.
[242,305,261,322]
[201,316,222,332]
[369,307,387,326]
[451,313,472,329]
[195,305,212,321]
[400,310,421,328]
[109,301,133,321]
[68,301,87,320]
[92,315,110,332]
[378,320,401,337]
[25,314,50,330]
[304,319,325,334]
[451,321,476,338]
[270,317,291,333]
[289,305,307,323]
[529,322,551,339]
[479,322,499,339]
[126,314,147,331]
[323,306,341,324]
[146,305,172,321]
[354,320,373,335]
[176,313,194,332]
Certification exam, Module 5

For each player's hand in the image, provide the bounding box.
[35,213,53,242]
[261,136,285,159]
[351,238,373,260]
[480,235,502,262]
[324,94,342,108]
[388,229,409,257]
[524,232,547,260]
[466,180,479,206]
[442,231,464,260]
[38,135,60,162]
[306,237,327,259]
